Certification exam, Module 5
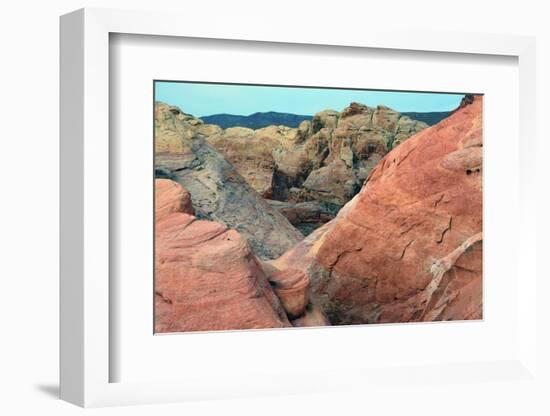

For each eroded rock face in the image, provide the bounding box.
[155,180,291,332]
[155,102,221,152]
[266,199,340,235]
[261,261,330,327]
[203,102,427,207]
[295,103,428,206]
[206,127,280,197]
[300,160,361,205]
[155,178,194,219]
[291,303,331,327]
[270,103,428,208]
[155,102,303,260]
[268,269,310,319]
[157,100,428,236]
[273,96,483,324]
[155,179,327,331]
[206,124,312,198]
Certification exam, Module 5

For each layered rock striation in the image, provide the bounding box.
[155,179,327,331]
[155,102,303,260]
[272,95,483,324]
[201,101,428,233]
[154,93,483,330]
[154,179,291,332]
[156,101,427,238]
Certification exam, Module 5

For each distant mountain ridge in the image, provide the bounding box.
[202,112,312,130]
[202,110,451,129]
[401,111,452,126]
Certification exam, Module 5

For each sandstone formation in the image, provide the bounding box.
[155,102,303,259]
[154,179,292,332]
[261,261,330,327]
[293,103,428,204]
[206,127,278,197]
[154,94,482,330]
[290,303,331,327]
[204,104,428,201]
[155,178,194,218]
[154,103,222,153]
[272,95,483,324]
[266,199,340,235]
[267,268,310,319]
[203,102,427,233]
[205,124,311,197]
[269,104,428,205]
[155,179,328,331]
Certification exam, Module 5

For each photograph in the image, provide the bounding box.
[0,0,544,412]
[154,81,483,333]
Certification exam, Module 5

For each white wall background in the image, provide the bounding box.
[0,0,548,415]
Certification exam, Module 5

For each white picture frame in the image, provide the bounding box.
[60,7,538,408]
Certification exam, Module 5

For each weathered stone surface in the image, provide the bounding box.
[155,99,429,256]
[266,199,340,235]
[311,109,340,132]
[291,303,331,327]
[270,103,428,207]
[301,160,361,206]
[155,180,291,333]
[203,102,427,212]
[195,123,223,136]
[155,102,303,260]
[267,269,310,319]
[273,96,483,324]
[271,145,318,201]
[206,127,278,197]
[207,124,312,198]
[417,232,482,322]
[155,178,194,219]
[261,260,330,326]
[155,102,219,153]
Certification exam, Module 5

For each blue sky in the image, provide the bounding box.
[155,81,464,117]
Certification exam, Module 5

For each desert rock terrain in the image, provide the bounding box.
[154,94,483,331]
[271,95,483,323]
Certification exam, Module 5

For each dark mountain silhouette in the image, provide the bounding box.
[401,111,451,126]
[201,112,312,129]
[202,110,451,130]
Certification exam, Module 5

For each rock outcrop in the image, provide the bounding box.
[272,95,483,324]
[156,101,427,237]
[274,104,427,204]
[205,124,311,198]
[261,261,330,327]
[155,179,328,331]
[267,269,310,319]
[290,303,331,327]
[291,103,428,206]
[206,127,280,197]
[155,102,303,259]
[155,178,194,218]
[154,179,292,332]
[202,101,427,233]
[266,199,340,235]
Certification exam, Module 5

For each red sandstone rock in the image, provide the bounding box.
[267,269,310,319]
[259,261,329,326]
[155,178,194,220]
[155,180,291,333]
[155,103,303,260]
[291,303,331,327]
[265,199,340,236]
[273,96,484,324]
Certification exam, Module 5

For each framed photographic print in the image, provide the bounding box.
[60,8,539,408]
[153,81,482,333]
